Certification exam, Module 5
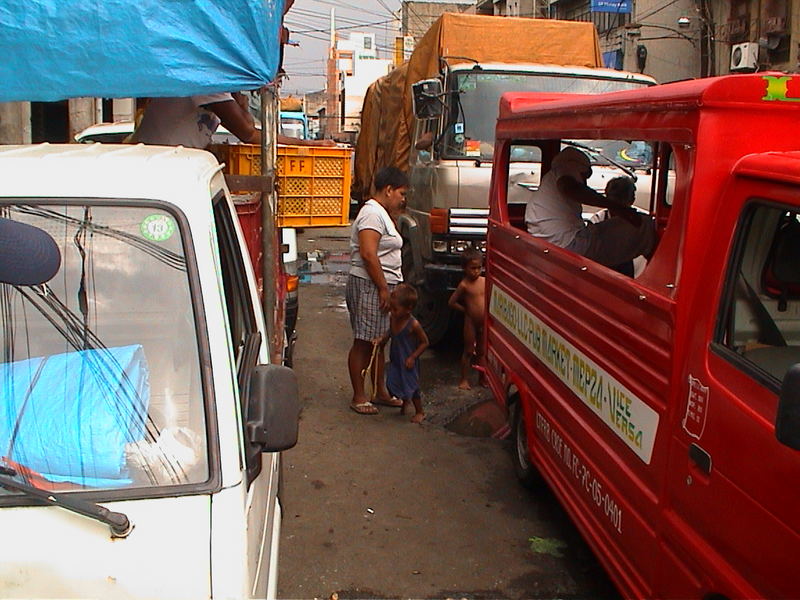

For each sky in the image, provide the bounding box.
[281,0,405,95]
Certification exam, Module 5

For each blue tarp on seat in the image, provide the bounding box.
[0,345,150,486]
[0,0,283,102]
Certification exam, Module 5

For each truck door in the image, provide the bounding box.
[666,177,800,598]
[213,191,280,597]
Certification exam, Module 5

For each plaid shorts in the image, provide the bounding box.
[346,274,396,341]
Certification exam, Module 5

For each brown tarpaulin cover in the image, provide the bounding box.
[352,13,603,201]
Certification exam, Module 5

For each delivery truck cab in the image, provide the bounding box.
[484,73,800,598]
[0,144,299,599]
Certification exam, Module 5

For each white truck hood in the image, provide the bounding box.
[0,494,211,599]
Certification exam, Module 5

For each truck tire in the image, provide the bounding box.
[510,399,539,489]
[414,287,451,346]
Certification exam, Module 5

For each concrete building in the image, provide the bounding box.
[0,98,133,144]
[549,0,800,84]
[325,32,393,142]
[475,0,547,18]
[402,0,475,40]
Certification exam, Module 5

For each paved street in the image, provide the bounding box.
[277,228,616,599]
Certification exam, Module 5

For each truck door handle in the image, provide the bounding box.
[689,443,712,474]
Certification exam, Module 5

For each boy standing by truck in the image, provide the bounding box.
[448,249,486,390]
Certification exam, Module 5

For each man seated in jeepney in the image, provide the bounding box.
[524,147,655,273]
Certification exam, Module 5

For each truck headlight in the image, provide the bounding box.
[450,240,471,253]
[432,240,448,253]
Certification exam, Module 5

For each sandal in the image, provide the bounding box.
[350,401,379,415]
[372,396,403,408]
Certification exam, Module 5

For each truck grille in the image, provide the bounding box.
[449,208,490,236]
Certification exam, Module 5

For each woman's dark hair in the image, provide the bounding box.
[374,166,409,192]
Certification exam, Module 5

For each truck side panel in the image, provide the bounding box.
[486,221,676,598]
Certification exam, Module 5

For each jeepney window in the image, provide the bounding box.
[507,144,542,224]
[0,202,210,497]
[716,203,800,385]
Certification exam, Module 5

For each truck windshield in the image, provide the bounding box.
[0,203,209,498]
[280,117,307,140]
[443,71,652,161]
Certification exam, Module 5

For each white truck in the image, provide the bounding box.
[0,1,299,597]
[0,144,298,599]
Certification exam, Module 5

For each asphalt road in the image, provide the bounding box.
[277,228,617,600]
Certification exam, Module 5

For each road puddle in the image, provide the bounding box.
[298,250,350,286]
[443,399,510,438]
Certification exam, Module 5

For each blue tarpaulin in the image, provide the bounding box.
[0,345,150,487]
[0,0,283,102]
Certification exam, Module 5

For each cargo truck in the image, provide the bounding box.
[353,13,655,343]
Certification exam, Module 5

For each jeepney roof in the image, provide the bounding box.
[0,144,224,213]
[733,151,800,186]
[497,72,798,137]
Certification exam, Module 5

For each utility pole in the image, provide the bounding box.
[326,7,339,139]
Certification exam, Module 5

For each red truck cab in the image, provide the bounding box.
[484,73,800,598]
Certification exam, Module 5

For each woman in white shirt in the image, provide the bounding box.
[346,167,409,415]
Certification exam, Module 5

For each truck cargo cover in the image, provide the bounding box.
[0,0,282,102]
[353,13,603,200]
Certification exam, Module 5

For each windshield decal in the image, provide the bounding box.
[140,214,176,242]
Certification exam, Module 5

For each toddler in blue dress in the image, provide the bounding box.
[376,284,430,423]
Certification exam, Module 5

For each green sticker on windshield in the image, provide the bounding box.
[140,214,176,242]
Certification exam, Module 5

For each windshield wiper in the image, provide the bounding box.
[563,140,639,182]
[0,470,133,538]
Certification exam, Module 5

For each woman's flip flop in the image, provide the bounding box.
[350,401,379,415]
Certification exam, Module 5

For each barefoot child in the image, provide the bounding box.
[376,284,429,423]
[448,249,486,390]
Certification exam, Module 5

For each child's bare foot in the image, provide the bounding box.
[457,380,472,390]
[410,412,425,424]
[401,400,411,415]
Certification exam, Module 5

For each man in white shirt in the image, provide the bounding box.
[525,147,655,269]
[130,91,334,149]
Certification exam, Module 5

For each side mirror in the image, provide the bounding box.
[245,364,300,480]
[0,218,61,285]
[776,363,800,450]
[412,78,444,119]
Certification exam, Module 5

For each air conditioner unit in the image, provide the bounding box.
[730,42,758,71]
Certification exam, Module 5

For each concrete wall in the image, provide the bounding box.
[402,1,475,40]
[622,0,702,82]
[0,102,31,144]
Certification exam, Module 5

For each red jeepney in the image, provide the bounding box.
[484,73,800,598]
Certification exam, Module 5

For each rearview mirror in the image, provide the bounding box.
[412,78,444,119]
[776,363,800,450]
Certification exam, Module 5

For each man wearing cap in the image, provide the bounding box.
[524,147,655,269]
